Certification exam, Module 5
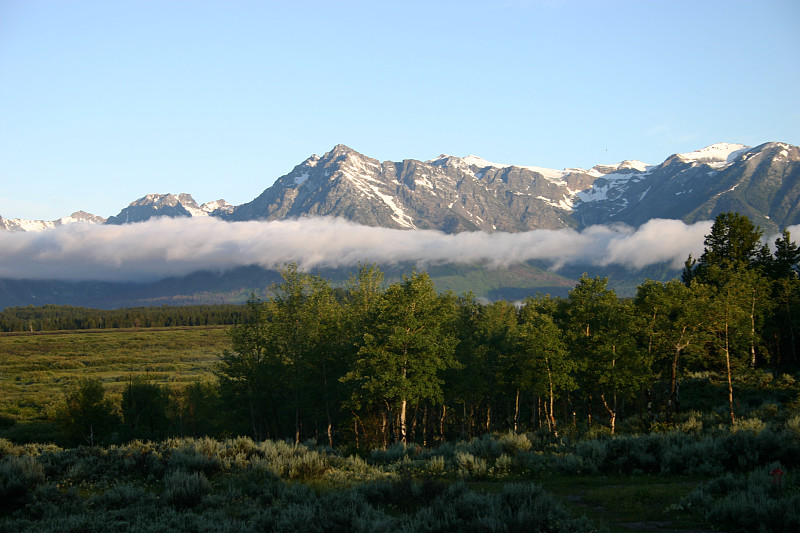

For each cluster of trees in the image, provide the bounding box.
[0,304,246,332]
[55,377,221,446]
[55,212,800,449]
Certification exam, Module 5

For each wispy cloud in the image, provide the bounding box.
[0,217,717,282]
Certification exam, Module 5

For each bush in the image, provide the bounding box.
[163,470,211,508]
[497,430,532,454]
[454,451,488,479]
[673,465,800,533]
[0,455,45,510]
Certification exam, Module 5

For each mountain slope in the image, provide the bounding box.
[224,144,608,232]
[574,142,800,231]
[4,141,799,235]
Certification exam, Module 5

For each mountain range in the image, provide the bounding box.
[1,141,798,308]
[2,141,799,234]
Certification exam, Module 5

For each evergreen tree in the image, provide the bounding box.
[683,212,763,285]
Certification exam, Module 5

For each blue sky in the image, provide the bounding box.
[1,0,798,221]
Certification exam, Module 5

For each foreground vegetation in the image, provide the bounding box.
[2,424,798,532]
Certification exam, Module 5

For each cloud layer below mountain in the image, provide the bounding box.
[0,217,730,282]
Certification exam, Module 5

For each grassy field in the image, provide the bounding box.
[537,475,708,533]
[0,327,231,422]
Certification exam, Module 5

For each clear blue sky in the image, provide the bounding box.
[1,0,798,220]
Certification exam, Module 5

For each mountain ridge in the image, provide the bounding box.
[2,141,799,234]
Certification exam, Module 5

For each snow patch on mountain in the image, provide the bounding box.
[576,171,650,204]
[0,211,106,232]
[677,143,750,169]
[294,172,310,186]
[461,155,569,182]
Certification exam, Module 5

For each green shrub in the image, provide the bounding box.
[0,455,45,510]
[673,465,800,533]
[786,414,800,437]
[454,451,488,479]
[497,430,532,454]
[163,470,211,508]
[462,433,502,459]
[401,481,604,532]
[732,417,767,434]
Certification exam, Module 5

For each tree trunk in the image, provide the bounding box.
[587,396,593,427]
[440,404,447,442]
[513,389,520,433]
[294,391,301,444]
[381,409,388,449]
[410,401,419,443]
[546,358,558,438]
[352,412,360,450]
[668,346,683,422]
[750,289,757,367]
[400,398,408,444]
[322,359,333,447]
[600,392,617,435]
[725,322,736,424]
[422,404,428,446]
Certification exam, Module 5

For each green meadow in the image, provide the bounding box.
[0,327,230,423]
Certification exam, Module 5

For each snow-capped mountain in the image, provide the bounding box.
[0,211,106,232]
[105,194,233,225]
[220,144,651,232]
[574,142,800,230]
[4,141,799,234]
[218,141,800,233]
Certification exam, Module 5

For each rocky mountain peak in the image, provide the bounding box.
[5,140,799,235]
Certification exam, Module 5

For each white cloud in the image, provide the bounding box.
[0,217,715,282]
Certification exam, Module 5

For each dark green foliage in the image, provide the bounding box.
[683,211,764,285]
[56,377,118,446]
[121,379,170,440]
[402,481,602,532]
[0,303,245,332]
[675,467,800,532]
[0,455,45,511]
[345,270,460,444]
[163,470,211,508]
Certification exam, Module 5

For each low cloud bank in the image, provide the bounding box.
[0,217,721,282]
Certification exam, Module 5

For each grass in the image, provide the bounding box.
[0,327,231,422]
[464,475,708,532]
[539,474,709,533]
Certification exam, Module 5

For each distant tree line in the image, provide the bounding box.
[0,304,247,332]
[51,212,800,449]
